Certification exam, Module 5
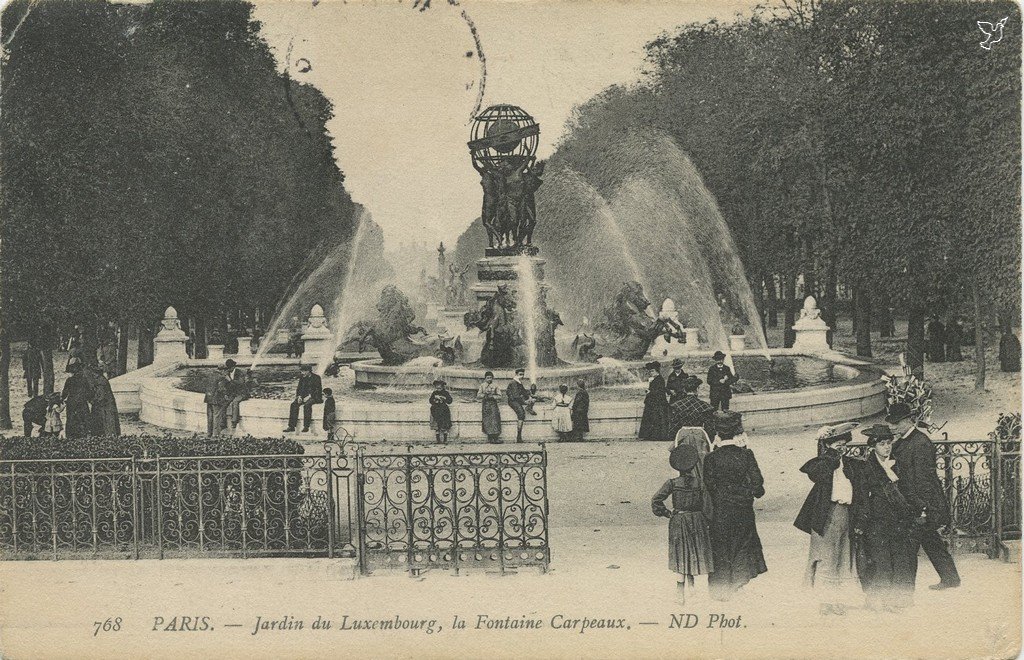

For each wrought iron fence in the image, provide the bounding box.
[837,434,1018,556]
[0,443,356,560]
[355,445,550,575]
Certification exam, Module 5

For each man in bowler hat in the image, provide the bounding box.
[887,402,961,590]
[665,358,689,404]
[707,351,737,411]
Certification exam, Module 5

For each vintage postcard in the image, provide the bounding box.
[0,0,1020,657]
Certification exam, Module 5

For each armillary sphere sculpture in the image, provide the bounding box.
[468,105,545,255]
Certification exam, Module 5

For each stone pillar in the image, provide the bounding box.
[301,304,333,366]
[153,306,188,365]
[729,334,746,351]
[207,345,224,361]
[792,296,831,353]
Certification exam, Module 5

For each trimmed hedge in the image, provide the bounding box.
[0,434,304,461]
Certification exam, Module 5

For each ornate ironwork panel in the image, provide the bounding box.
[836,437,999,554]
[357,446,550,575]
[0,444,357,561]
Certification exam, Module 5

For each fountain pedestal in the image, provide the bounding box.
[153,307,188,365]
[469,255,551,303]
[648,298,697,358]
[301,304,334,366]
[792,296,832,353]
[207,344,224,361]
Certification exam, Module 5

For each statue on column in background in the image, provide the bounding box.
[446,263,472,307]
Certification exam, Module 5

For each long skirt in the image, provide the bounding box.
[708,500,768,599]
[860,521,919,608]
[430,404,452,431]
[669,511,714,577]
[481,400,501,436]
[804,503,856,595]
[552,405,572,433]
[638,394,670,441]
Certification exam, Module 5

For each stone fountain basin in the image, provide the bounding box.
[352,359,607,393]
[112,350,886,441]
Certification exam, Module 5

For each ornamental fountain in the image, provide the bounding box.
[110,105,888,441]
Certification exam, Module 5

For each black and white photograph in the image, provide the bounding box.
[0,0,1020,657]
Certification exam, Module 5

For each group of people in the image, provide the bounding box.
[640,352,736,443]
[795,403,959,613]
[22,359,119,439]
[651,400,960,611]
[204,359,254,436]
[925,316,965,363]
[652,409,767,602]
[473,369,590,444]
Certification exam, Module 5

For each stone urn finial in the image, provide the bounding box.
[793,295,830,352]
[799,296,822,322]
[154,305,187,364]
[308,304,328,330]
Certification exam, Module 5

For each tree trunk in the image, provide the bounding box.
[907,305,926,380]
[194,317,208,360]
[753,274,765,331]
[137,321,154,368]
[822,265,837,347]
[783,273,797,348]
[116,324,129,376]
[974,282,986,390]
[854,285,872,358]
[0,329,11,429]
[851,288,859,337]
[81,322,99,368]
[766,275,778,328]
[41,346,55,395]
[878,301,894,338]
[802,237,816,300]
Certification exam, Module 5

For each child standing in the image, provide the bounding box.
[322,388,337,442]
[429,379,453,444]
[652,444,714,603]
[551,384,573,441]
[44,393,65,439]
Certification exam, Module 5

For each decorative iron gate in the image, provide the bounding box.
[355,445,550,575]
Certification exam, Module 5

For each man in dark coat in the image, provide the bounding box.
[223,359,248,430]
[61,361,93,439]
[570,379,590,441]
[707,351,737,411]
[506,368,536,443]
[638,361,671,441]
[887,403,960,590]
[665,358,689,404]
[22,395,48,437]
[204,367,224,436]
[22,340,43,398]
[669,376,715,441]
[285,364,323,433]
[926,317,946,363]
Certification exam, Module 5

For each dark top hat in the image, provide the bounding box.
[225,359,236,369]
[684,375,703,391]
[712,350,727,361]
[299,364,313,372]
[671,358,684,369]
[669,444,699,473]
[644,361,661,371]
[432,379,444,387]
[884,402,914,424]
[861,423,895,443]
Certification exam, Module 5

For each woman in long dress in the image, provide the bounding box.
[652,444,714,603]
[429,379,453,444]
[794,422,862,615]
[477,371,502,443]
[638,361,670,441]
[704,411,768,601]
[551,384,573,441]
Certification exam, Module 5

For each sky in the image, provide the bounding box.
[252,0,754,249]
